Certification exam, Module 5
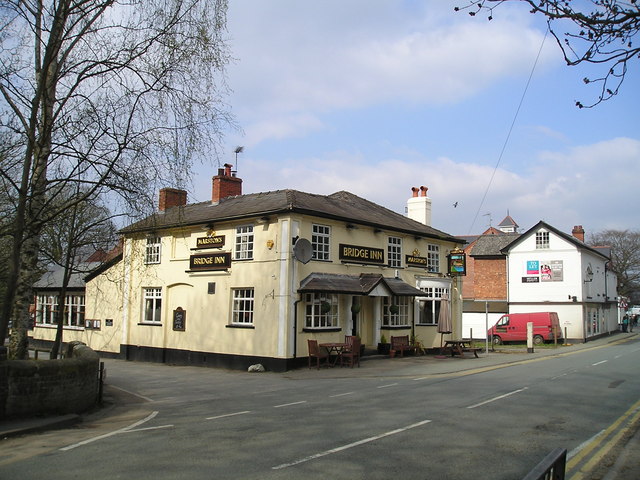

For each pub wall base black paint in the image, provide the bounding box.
[30,338,315,371]
[121,344,296,372]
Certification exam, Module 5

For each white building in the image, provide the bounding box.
[503,222,618,341]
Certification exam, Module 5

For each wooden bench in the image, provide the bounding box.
[390,335,415,357]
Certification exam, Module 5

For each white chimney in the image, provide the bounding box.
[407,186,431,226]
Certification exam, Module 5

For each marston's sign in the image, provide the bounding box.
[406,255,428,267]
[189,252,231,271]
[196,235,225,249]
[339,244,385,265]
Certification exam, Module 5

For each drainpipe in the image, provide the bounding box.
[293,297,302,359]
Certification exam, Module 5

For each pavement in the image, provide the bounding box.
[1,332,639,479]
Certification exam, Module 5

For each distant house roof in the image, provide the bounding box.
[298,273,426,297]
[33,263,97,290]
[498,215,519,229]
[470,233,521,257]
[120,189,463,244]
[501,221,610,260]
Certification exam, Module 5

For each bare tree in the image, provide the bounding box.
[589,229,640,302]
[0,0,234,358]
[39,188,118,359]
[455,1,640,107]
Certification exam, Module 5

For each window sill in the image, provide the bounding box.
[226,324,255,329]
[415,323,438,327]
[138,322,162,326]
[381,325,411,330]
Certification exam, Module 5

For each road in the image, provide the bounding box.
[1,336,639,479]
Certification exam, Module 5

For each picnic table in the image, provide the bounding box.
[444,340,481,358]
[319,342,348,366]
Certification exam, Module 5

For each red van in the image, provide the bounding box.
[488,312,562,345]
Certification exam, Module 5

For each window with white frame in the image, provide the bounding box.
[382,296,410,327]
[312,224,331,261]
[427,244,440,273]
[143,288,162,323]
[232,288,254,325]
[388,236,402,268]
[65,295,85,327]
[145,236,161,264]
[235,225,254,260]
[36,294,86,327]
[305,293,338,328]
[36,295,57,325]
[417,286,449,325]
[536,230,550,249]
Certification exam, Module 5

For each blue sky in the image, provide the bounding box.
[190,1,639,238]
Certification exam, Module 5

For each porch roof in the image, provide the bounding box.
[298,273,425,297]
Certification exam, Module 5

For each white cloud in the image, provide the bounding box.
[194,137,638,236]
[227,1,554,144]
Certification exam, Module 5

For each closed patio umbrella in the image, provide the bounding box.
[436,294,452,355]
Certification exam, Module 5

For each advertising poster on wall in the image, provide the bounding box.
[523,259,564,283]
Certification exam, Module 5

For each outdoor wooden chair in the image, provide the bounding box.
[341,336,360,368]
[307,339,329,369]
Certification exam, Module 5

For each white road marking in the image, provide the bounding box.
[206,411,251,420]
[592,360,608,366]
[467,387,529,409]
[272,419,432,469]
[274,401,307,408]
[60,411,160,451]
[377,383,398,389]
[329,392,354,398]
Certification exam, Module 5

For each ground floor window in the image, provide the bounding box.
[417,285,449,325]
[382,296,410,327]
[143,288,162,323]
[305,293,338,329]
[65,295,85,327]
[36,295,57,325]
[586,308,602,337]
[35,294,85,327]
[232,288,255,325]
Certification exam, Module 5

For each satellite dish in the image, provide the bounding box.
[293,238,313,264]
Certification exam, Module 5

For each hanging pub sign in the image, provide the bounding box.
[196,235,225,249]
[339,244,385,265]
[189,252,232,271]
[173,307,186,331]
[447,248,466,276]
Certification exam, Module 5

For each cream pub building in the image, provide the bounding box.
[35,165,465,371]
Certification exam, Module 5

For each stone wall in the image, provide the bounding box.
[0,341,100,419]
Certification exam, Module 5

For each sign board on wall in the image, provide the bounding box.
[189,252,232,271]
[522,260,563,283]
[339,244,385,265]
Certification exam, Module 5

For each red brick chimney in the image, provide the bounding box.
[212,163,242,203]
[159,188,187,211]
[572,225,585,242]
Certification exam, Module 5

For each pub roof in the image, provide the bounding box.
[120,189,462,243]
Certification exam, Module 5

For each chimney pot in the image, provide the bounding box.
[411,187,419,198]
[572,225,585,242]
[212,164,242,203]
[420,186,428,197]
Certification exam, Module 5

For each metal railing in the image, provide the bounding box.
[522,448,567,480]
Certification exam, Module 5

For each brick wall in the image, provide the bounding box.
[473,258,507,299]
[0,342,100,419]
